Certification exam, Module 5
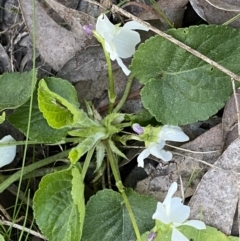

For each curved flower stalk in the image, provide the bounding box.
[133,124,189,167]
[95,14,149,75]
[0,135,16,168]
[152,182,206,241]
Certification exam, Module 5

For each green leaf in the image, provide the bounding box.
[0,234,4,241]
[95,141,105,171]
[8,91,69,143]
[38,79,78,128]
[0,70,37,111]
[33,168,83,241]
[108,139,127,160]
[68,126,106,138]
[180,225,235,241]
[69,132,105,164]
[127,109,157,126]
[103,113,125,136]
[229,236,239,241]
[38,79,98,129]
[144,224,238,241]
[82,189,156,241]
[131,25,240,125]
[71,164,85,236]
[0,112,5,124]
[44,77,79,107]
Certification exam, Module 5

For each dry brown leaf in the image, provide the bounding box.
[137,0,188,29]
[0,44,10,72]
[222,89,240,150]
[190,0,240,27]
[189,137,240,235]
[71,52,142,112]
[206,0,240,12]
[45,0,96,37]
[19,0,95,71]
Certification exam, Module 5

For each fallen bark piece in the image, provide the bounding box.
[189,137,240,235]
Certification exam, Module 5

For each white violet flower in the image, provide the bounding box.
[152,182,206,241]
[134,125,189,168]
[0,135,16,168]
[95,14,149,75]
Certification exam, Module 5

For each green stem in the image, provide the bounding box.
[82,146,95,179]
[113,74,134,113]
[102,45,116,113]
[93,31,116,113]
[0,150,70,193]
[0,138,81,148]
[12,0,37,224]
[104,140,141,241]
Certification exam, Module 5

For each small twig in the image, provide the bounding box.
[111,4,240,83]
[125,144,220,154]
[0,205,11,221]
[0,217,47,240]
[179,176,185,202]
[0,23,20,34]
[173,151,240,176]
[165,144,220,154]
[84,0,107,10]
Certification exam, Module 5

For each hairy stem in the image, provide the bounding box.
[82,146,95,179]
[104,140,141,241]
[93,31,116,113]
[113,74,134,113]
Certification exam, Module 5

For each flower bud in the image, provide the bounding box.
[83,24,94,35]
[132,123,144,135]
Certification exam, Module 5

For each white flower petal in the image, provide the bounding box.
[137,147,150,167]
[96,14,115,37]
[0,135,16,168]
[158,149,172,162]
[172,227,189,241]
[103,32,116,59]
[170,198,190,225]
[159,125,189,142]
[157,139,166,149]
[163,183,178,216]
[115,57,131,75]
[163,182,178,206]
[114,28,140,58]
[95,14,146,75]
[123,21,149,31]
[181,220,206,230]
[150,145,172,162]
[152,202,171,224]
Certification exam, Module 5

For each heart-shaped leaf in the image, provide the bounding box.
[0,70,36,111]
[82,189,156,241]
[131,25,240,125]
[33,168,84,241]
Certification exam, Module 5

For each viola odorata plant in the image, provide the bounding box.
[152,182,206,241]
[132,124,189,167]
